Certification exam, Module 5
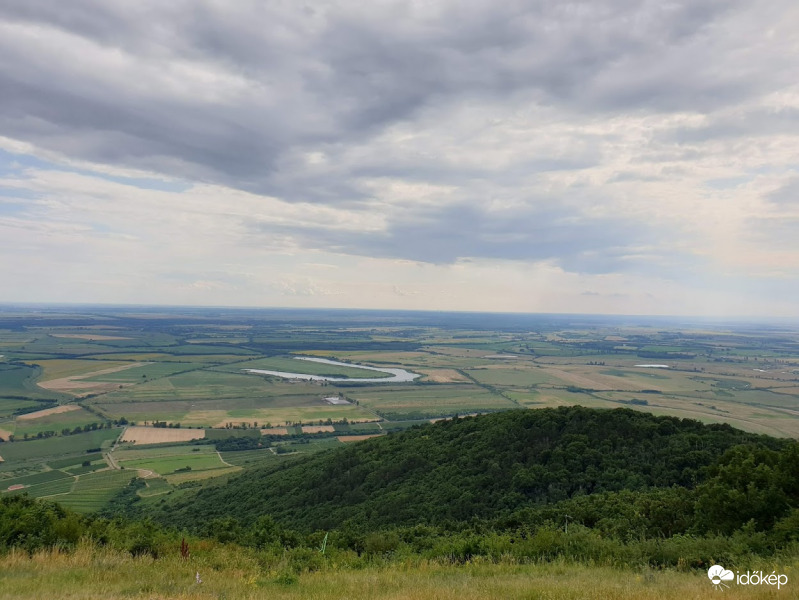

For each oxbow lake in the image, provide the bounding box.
[243,356,419,383]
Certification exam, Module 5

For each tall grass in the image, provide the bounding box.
[1,542,796,599]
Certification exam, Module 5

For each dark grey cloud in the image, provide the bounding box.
[0,0,796,279]
[248,195,701,276]
[0,0,774,192]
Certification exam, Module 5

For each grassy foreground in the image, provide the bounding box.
[1,545,795,600]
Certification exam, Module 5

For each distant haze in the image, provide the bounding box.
[1,1,798,316]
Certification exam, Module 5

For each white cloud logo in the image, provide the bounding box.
[708,565,735,590]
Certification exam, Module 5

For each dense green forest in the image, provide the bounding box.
[135,407,799,540]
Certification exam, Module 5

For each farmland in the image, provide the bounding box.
[3,305,799,512]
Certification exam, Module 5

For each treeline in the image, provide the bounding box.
[1,421,114,442]
[3,492,799,572]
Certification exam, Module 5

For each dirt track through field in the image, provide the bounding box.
[17,404,82,420]
[38,362,151,394]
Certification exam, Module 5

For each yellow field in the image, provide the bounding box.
[419,369,470,383]
[16,404,82,421]
[301,425,336,433]
[338,434,383,442]
[260,428,289,435]
[119,427,206,445]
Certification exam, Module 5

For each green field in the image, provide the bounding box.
[0,363,65,402]
[137,477,173,497]
[0,397,44,420]
[113,444,229,478]
[1,469,72,489]
[0,428,119,465]
[80,361,206,383]
[7,477,75,499]
[119,453,227,475]
[219,448,281,467]
[53,469,137,513]
[12,407,102,437]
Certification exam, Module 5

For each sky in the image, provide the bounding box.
[1,1,798,316]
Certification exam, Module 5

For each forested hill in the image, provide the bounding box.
[146,407,788,532]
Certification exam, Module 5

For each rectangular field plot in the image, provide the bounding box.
[120,453,226,475]
[54,470,137,513]
[119,426,206,445]
[349,385,515,419]
[0,428,120,465]
[112,444,215,461]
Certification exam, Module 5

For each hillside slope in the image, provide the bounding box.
[143,406,788,531]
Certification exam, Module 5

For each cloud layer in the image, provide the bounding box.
[1,0,798,315]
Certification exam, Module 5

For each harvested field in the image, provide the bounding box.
[119,427,206,445]
[337,434,383,442]
[17,404,81,421]
[50,334,132,341]
[419,369,470,383]
[302,425,335,434]
[0,428,12,441]
[260,427,289,435]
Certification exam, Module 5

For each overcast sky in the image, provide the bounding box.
[1,1,798,316]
